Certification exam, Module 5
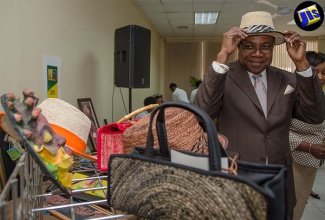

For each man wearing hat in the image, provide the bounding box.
[194,11,325,218]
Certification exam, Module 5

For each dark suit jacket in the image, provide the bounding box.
[194,60,325,213]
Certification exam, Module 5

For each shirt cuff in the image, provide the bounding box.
[212,61,229,74]
[296,66,313,77]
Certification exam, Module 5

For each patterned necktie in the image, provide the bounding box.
[252,74,267,118]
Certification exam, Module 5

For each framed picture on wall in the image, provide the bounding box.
[77,98,99,152]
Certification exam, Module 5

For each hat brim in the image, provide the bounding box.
[0,112,21,141]
[69,147,97,161]
[246,31,285,45]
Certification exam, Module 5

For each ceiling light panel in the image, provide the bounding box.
[195,12,219,25]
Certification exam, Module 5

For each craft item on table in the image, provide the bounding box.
[0,112,22,141]
[97,104,158,172]
[1,89,73,194]
[0,112,25,161]
[46,172,109,209]
[122,106,229,154]
[6,139,22,161]
[116,104,159,124]
[122,106,200,153]
[77,159,96,169]
[97,122,132,172]
[43,194,113,220]
[38,98,97,161]
[0,128,22,200]
[108,102,288,220]
[71,172,107,199]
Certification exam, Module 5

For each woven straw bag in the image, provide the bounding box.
[108,102,289,219]
[123,106,209,154]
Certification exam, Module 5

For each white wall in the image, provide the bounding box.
[0,0,162,125]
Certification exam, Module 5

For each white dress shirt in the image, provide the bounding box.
[190,88,198,103]
[173,88,190,103]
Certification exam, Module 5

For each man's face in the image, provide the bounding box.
[170,87,176,92]
[238,35,274,74]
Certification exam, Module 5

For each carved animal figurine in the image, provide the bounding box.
[1,89,73,191]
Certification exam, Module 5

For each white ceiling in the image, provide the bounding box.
[132,0,325,38]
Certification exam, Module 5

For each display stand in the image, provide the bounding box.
[0,152,135,219]
[0,91,136,219]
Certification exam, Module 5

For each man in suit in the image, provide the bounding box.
[194,11,325,219]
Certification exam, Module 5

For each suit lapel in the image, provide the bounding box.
[228,61,262,111]
[266,67,282,114]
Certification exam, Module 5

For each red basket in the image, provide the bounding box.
[97,122,132,172]
[97,104,159,172]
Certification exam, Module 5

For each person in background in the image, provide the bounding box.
[169,83,190,103]
[289,51,325,220]
[318,52,325,87]
[135,96,157,119]
[194,11,325,219]
[190,80,202,103]
[153,94,164,105]
[310,51,325,200]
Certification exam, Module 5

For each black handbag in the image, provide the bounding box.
[108,102,288,220]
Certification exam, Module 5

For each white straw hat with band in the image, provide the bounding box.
[240,11,285,45]
[38,98,97,161]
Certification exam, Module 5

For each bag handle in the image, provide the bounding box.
[145,102,223,171]
[117,104,159,124]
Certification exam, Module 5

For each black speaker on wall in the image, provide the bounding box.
[114,25,151,88]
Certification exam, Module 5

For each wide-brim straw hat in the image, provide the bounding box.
[38,98,96,161]
[122,107,228,154]
[0,112,21,141]
[240,11,285,45]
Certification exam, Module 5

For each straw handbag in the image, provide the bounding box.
[108,102,288,220]
[122,106,211,154]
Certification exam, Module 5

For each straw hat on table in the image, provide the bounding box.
[38,98,97,161]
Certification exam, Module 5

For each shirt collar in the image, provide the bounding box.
[247,69,267,80]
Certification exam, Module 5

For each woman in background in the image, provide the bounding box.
[310,51,325,200]
[290,51,325,220]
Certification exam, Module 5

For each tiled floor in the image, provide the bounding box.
[301,164,325,220]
